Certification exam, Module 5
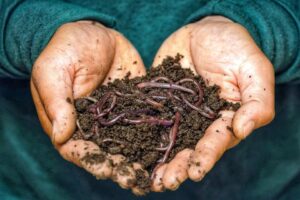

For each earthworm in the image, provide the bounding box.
[150,77,181,102]
[76,119,93,139]
[114,90,136,97]
[78,74,219,182]
[123,117,173,126]
[99,113,126,126]
[145,98,164,108]
[116,89,164,109]
[204,105,216,117]
[176,78,204,105]
[95,92,114,115]
[161,112,180,163]
[95,94,117,118]
[181,94,216,119]
[150,76,173,83]
[151,112,181,180]
[137,82,196,95]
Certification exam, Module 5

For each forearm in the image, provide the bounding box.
[0,0,115,79]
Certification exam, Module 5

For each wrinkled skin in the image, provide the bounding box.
[31,17,275,194]
[151,16,275,191]
[30,21,148,194]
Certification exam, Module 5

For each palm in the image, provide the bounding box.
[151,16,275,191]
[31,21,147,194]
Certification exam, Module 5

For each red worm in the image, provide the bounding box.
[99,113,126,126]
[123,117,173,126]
[137,82,196,95]
[181,94,216,119]
[151,112,181,180]
[176,78,204,105]
[161,112,180,163]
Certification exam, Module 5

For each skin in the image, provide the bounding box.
[30,20,147,190]
[151,16,275,191]
[31,16,275,194]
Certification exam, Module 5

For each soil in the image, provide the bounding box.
[72,54,240,193]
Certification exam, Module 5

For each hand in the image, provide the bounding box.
[30,21,147,194]
[151,16,275,191]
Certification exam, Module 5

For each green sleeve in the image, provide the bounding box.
[186,0,300,84]
[0,0,116,79]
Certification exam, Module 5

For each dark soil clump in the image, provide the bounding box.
[72,54,239,194]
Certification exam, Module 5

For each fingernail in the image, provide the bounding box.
[242,121,255,139]
[170,178,181,191]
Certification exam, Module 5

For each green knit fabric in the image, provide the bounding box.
[1,0,299,83]
[0,0,299,199]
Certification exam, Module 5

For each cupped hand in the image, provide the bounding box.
[151,16,275,191]
[30,21,147,194]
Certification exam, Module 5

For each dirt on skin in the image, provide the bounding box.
[72,54,240,193]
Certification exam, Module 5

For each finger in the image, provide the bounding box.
[103,30,146,84]
[188,111,239,181]
[131,163,150,196]
[32,57,76,144]
[108,154,139,189]
[151,164,167,192]
[31,23,115,144]
[107,154,127,166]
[59,140,112,179]
[30,80,52,135]
[152,25,197,73]
[162,149,193,190]
[111,162,136,189]
[109,153,137,190]
[233,55,275,139]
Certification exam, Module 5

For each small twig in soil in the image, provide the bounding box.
[155,146,169,151]
[76,119,84,134]
[151,95,168,100]
[102,138,125,145]
[83,96,98,103]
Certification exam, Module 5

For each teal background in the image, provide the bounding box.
[0,0,300,199]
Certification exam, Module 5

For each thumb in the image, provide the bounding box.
[31,58,77,145]
[233,53,275,139]
[31,23,115,145]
